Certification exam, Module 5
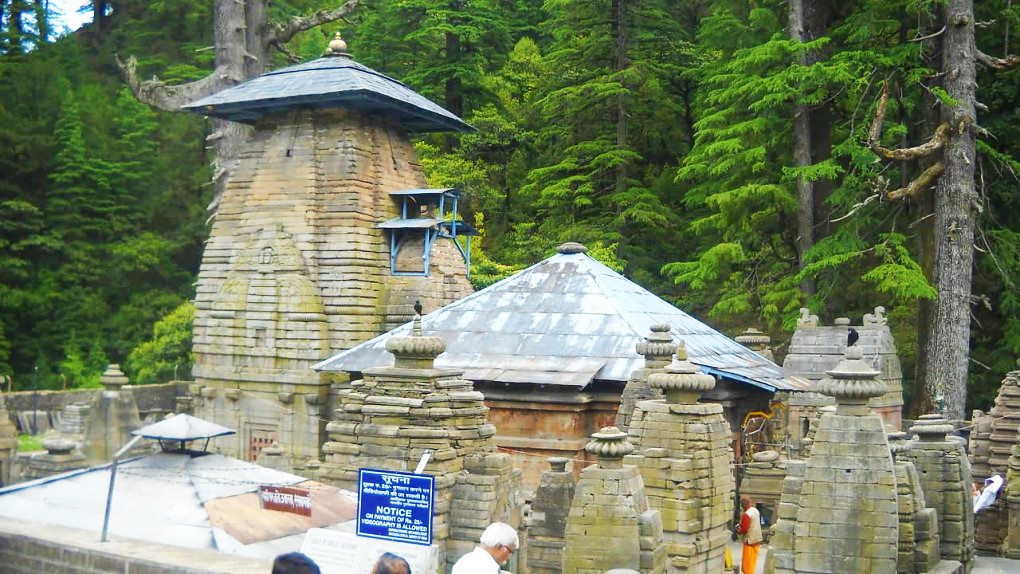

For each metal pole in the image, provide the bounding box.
[101,435,142,542]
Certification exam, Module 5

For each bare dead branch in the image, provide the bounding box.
[116,54,234,112]
[872,122,949,162]
[270,40,303,64]
[910,25,946,42]
[976,50,1020,70]
[867,83,890,150]
[268,0,359,46]
[885,161,945,201]
[831,192,881,223]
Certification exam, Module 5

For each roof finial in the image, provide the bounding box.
[325,32,350,57]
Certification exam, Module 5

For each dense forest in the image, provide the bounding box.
[0,0,1016,418]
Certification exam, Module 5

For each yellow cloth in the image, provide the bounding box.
[724,545,733,569]
[741,542,759,574]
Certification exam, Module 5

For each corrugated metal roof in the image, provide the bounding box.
[315,246,811,392]
[183,55,471,132]
[0,452,356,559]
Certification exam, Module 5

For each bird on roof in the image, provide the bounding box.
[414,299,423,316]
[848,327,859,347]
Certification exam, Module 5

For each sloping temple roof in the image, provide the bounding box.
[315,243,811,392]
[183,35,471,132]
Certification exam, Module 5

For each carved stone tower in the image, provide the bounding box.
[771,344,898,573]
[183,35,475,463]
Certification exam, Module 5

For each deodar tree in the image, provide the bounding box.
[117,0,360,208]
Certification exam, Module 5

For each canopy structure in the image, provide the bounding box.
[183,37,472,132]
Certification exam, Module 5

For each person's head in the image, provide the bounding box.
[272,552,321,574]
[371,552,411,574]
[479,522,519,565]
[740,495,754,510]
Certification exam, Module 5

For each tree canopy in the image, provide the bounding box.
[0,0,1016,417]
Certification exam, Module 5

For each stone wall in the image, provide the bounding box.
[0,516,269,574]
[3,383,185,433]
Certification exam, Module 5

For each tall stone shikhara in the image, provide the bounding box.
[624,342,734,574]
[771,344,898,573]
[319,316,520,571]
[182,35,474,462]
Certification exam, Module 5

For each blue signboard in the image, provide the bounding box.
[357,468,435,546]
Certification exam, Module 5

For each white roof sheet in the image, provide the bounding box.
[0,452,351,559]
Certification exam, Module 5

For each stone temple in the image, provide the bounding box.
[181,35,476,463]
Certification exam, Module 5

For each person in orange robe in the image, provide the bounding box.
[734,495,762,574]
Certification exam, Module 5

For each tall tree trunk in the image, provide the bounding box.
[613,0,628,199]
[911,12,944,419]
[444,0,464,119]
[920,0,978,421]
[119,0,359,210]
[788,0,814,295]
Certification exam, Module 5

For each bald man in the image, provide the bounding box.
[734,496,762,574]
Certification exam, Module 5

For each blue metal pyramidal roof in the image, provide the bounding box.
[183,34,472,132]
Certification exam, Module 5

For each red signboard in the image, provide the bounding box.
[259,485,312,516]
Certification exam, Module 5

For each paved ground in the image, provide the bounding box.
[727,543,1020,573]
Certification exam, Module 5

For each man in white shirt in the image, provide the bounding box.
[451,522,519,574]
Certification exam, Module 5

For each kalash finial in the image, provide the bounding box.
[386,315,446,369]
[647,341,715,405]
[325,32,350,57]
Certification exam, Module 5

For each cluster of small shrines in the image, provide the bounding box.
[2,34,1019,573]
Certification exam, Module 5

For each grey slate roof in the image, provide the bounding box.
[183,55,472,132]
[314,245,811,392]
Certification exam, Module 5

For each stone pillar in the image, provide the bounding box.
[1001,426,1020,558]
[562,427,665,574]
[83,365,143,463]
[770,344,898,573]
[0,394,17,486]
[24,437,88,480]
[888,432,940,573]
[526,457,577,574]
[623,343,734,574]
[615,325,675,432]
[320,316,519,571]
[902,414,975,569]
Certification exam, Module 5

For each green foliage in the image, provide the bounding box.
[125,301,195,385]
[17,434,44,452]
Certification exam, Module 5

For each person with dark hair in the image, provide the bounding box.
[272,552,321,574]
[371,552,411,574]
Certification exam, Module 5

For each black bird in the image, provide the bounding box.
[414,300,423,316]
[847,327,859,347]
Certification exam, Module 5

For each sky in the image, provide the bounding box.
[49,0,92,34]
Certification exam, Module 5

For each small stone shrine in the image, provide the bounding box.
[83,364,143,463]
[184,34,475,463]
[770,343,899,573]
[319,315,519,571]
[562,427,665,574]
[525,457,577,574]
[615,325,673,432]
[738,450,785,529]
[901,414,975,569]
[782,307,904,439]
[888,432,941,573]
[24,437,88,480]
[623,343,734,573]
[735,328,773,362]
[968,362,1020,552]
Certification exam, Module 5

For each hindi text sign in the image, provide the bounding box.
[259,485,312,516]
[357,468,434,546]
